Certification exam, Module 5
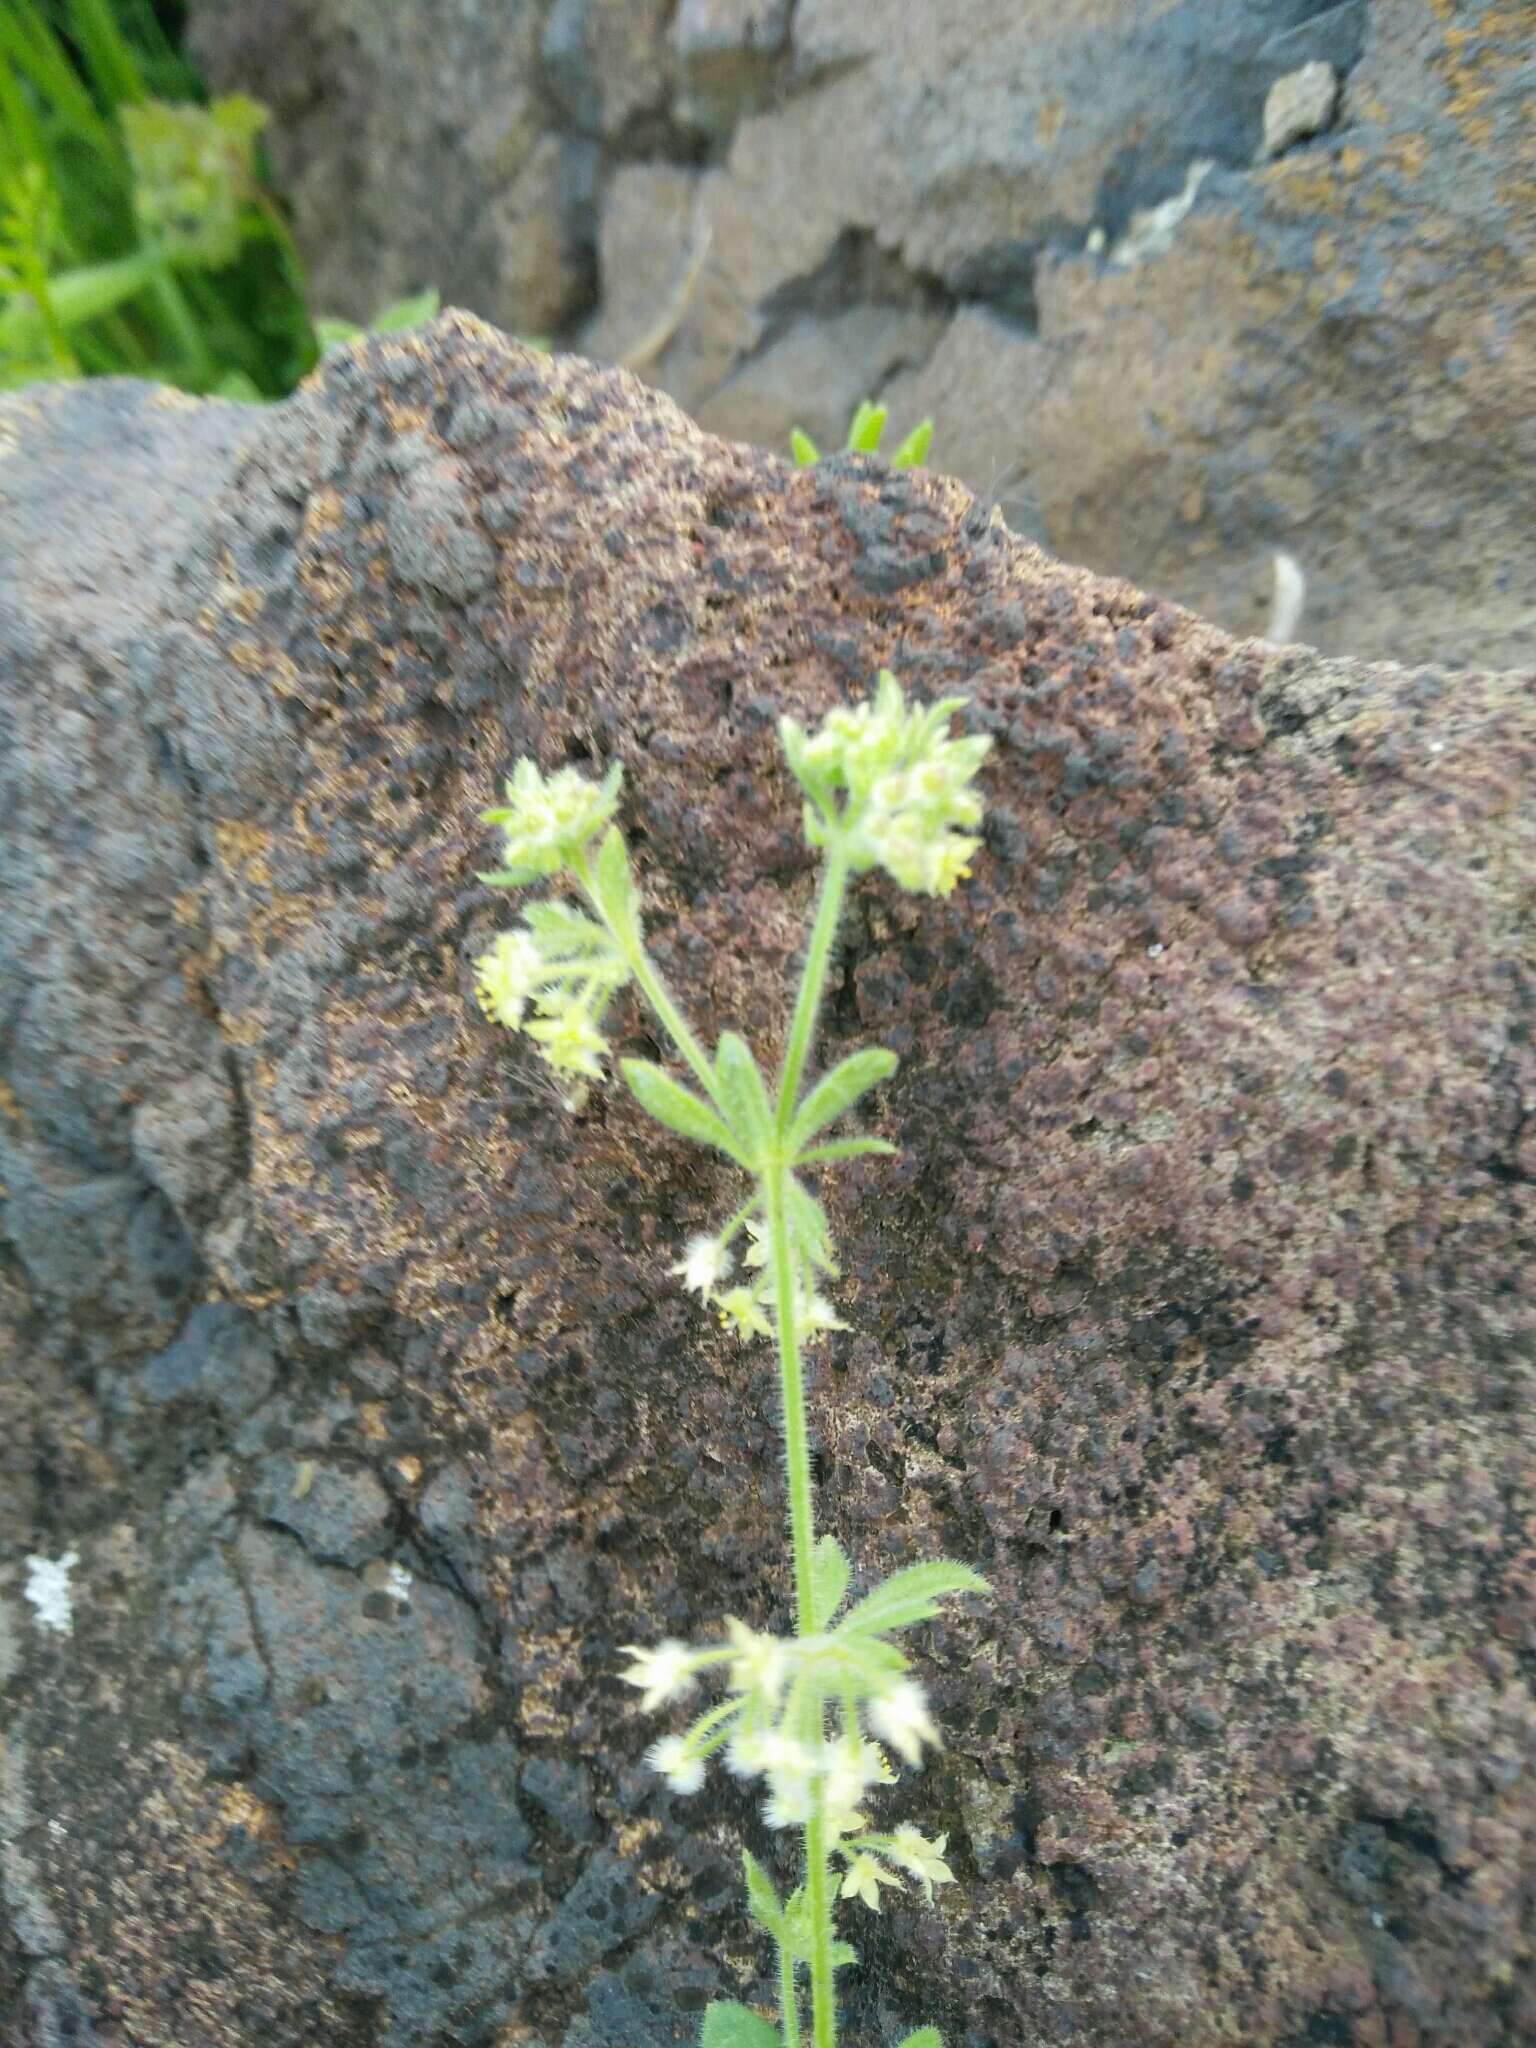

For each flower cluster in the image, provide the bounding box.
[670,1206,846,1347]
[475,900,631,1084]
[780,670,990,896]
[481,758,624,887]
[621,1546,984,1918]
[120,95,268,270]
[475,761,637,1088]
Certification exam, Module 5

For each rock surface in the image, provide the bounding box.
[1,319,1534,2048]
[188,0,1532,671]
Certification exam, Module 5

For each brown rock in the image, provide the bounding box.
[1,319,1532,2047]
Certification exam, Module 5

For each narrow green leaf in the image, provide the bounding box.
[895,2030,943,2048]
[785,1178,836,1271]
[789,426,820,465]
[845,399,887,453]
[368,286,441,332]
[811,1534,852,1629]
[796,1137,898,1166]
[621,1059,747,1165]
[315,313,364,349]
[782,1886,812,1963]
[593,824,640,942]
[741,1849,785,1940]
[523,901,611,953]
[837,1560,990,1640]
[700,2002,781,2048]
[891,418,934,469]
[714,1032,774,1164]
[831,1939,859,1968]
[788,1049,898,1153]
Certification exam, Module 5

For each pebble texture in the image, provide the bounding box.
[0,319,1533,2047]
[187,0,1533,670]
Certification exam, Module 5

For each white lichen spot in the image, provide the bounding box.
[23,1551,79,1636]
[1110,160,1214,267]
[1266,551,1308,643]
[384,1562,414,1607]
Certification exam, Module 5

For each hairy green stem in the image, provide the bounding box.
[767,1157,834,2045]
[764,1160,817,1632]
[769,845,852,2048]
[778,1936,800,2048]
[574,849,723,1111]
[776,847,851,1130]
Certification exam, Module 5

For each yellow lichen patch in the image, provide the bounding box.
[381,395,433,439]
[149,386,203,412]
[357,1401,391,1442]
[213,818,272,885]
[1258,153,1346,218]
[1037,99,1064,147]
[1387,132,1430,179]
[218,1781,277,1838]
[227,636,269,675]
[302,484,346,536]
[1431,3,1530,146]
[299,555,354,611]
[515,1628,584,1739]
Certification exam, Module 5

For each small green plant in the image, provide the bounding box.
[0,0,314,396]
[790,400,933,471]
[314,287,444,355]
[473,673,990,2048]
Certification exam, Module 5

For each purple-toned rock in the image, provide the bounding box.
[1,320,1532,2046]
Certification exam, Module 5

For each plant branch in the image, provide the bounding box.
[776,847,851,1133]
[573,847,725,1111]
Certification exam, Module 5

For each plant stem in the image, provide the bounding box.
[764,1160,817,1632]
[771,847,854,2048]
[775,847,850,1131]
[766,1154,838,2047]
[573,850,724,1111]
[778,1936,800,2048]
[804,1804,836,2048]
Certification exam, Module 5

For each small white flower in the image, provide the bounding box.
[800,1292,848,1338]
[724,1618,789,1706]
[716,1285,773,1341]
[887,1825,956,1903]
[764,1771,817,1828]
[728,1726,818,1782]
[474,930,543,1030]
[619,1639,697,1713]
[726,1726,771,1777]
[758,1731,821,1825]
[670,1233,732,1299]
[840,1851,901,1912]
[23,1550,78,1637]
[646,1735,706,1793]
[867,1678,940,1766]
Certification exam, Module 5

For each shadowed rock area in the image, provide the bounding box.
[1,317,1533,2047]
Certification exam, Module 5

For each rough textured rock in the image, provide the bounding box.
[188,0,1531,670]
[1,320,1534,2048]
